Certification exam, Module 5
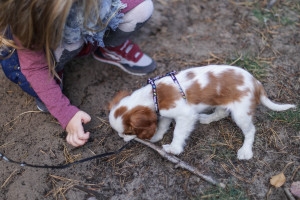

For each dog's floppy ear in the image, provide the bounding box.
[108,90,131,110]
[123,106,157,139]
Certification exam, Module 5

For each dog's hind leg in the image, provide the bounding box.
[199,107,229,124]
[231,109,256,160]
[150,117,172,142]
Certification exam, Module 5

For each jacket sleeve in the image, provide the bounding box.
[15,37,79,129]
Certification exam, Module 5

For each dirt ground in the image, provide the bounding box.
[0,0,299,199]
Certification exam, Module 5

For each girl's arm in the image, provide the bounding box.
[17,46,78,128]
[15,37,90,146]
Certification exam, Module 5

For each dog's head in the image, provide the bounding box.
[108,91,158,141]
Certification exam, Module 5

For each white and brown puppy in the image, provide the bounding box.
[108,65,295,160]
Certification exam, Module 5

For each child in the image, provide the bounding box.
[0,0,155,147]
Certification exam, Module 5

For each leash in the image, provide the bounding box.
[0,141,131,169]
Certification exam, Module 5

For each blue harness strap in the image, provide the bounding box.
[147,71,186,115]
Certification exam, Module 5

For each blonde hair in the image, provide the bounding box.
[0,0,102,77]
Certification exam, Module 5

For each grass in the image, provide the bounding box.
[210,145,237,161]
[227,55,267,80]
[197,183,248,200]
[268,106,300,131]
[252,7,295,26]
[46,174,104,199]
[210,128,242,161]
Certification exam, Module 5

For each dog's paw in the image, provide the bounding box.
[199,114,211,124]
[162,144,183,155]
[237,147,253,160]
[150,134,163,143]
[123,135,136,142]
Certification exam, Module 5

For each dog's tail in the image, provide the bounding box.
[260,95,296,111]
[257,81,296,111]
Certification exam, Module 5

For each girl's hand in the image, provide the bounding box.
[66,111,91,147]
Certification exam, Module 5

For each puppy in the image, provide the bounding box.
[108,65,295,160]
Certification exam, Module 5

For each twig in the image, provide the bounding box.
[0,140,15,149]
[291,166,300,181]
[284,186,296,200]
[74,185,106,199]
[4,110,41,126]
[229,54,243,66]
[134,138,226,188]
[1,169,17,188]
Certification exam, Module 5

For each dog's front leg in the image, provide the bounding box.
[162,114,197,155]
[150,117,172,143]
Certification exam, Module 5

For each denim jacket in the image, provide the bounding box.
[0,0,126,97]
[0,0,126,59]
[64,0,126,47]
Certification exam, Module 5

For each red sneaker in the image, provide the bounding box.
[93,40,156,75]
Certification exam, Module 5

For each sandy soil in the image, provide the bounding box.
[0,1,299,199]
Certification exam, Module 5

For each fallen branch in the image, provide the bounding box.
[284,186,296,200]
[134,138,226,188]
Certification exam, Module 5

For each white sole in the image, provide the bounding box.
[92,53,147,76]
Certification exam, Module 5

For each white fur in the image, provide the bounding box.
[109,65,296,160]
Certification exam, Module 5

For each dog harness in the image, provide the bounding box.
[147,71,186,115]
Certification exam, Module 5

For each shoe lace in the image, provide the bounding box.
[108,40,144,62]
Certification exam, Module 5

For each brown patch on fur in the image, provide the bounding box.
[108,91,131,110]
[114,106,128,118]
[122,106,157,139]
[249,78,265,115]
[186,71,196,80]
[186,70,249,105]
[157,83,181,110]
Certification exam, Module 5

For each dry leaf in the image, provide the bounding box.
[290,181,300,198]
[270,172,286,188]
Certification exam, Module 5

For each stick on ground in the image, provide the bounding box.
[134,138,226,188]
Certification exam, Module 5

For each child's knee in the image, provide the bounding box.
[119,0,154,32]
